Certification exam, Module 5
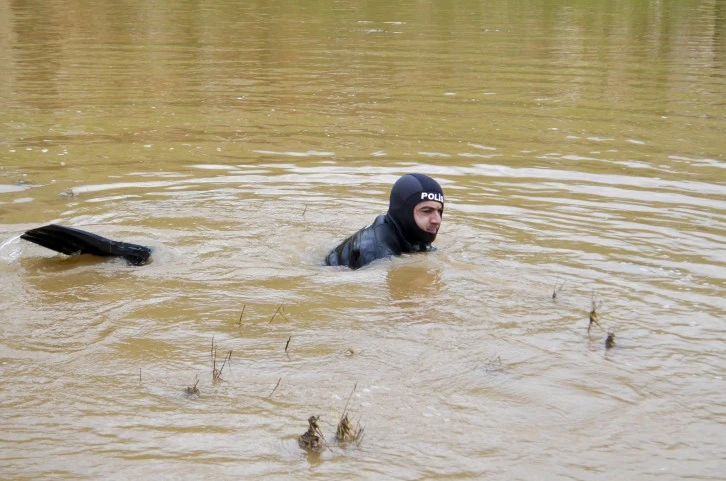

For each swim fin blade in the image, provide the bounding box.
[21,224,152,266]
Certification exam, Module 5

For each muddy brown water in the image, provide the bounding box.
[1,1,725,480]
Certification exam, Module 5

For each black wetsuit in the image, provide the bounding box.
[324,214,433,269]
[324,173,444,270]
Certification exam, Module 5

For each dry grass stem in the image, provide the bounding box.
[211,337,233,382]
[268,302,289,324]
[269,377,282,397]
[284,336,292,353]
[588,296,603,333]
[342,382,357,415]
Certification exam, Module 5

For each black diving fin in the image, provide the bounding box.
[21,224,152,266]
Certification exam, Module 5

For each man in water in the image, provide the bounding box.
[325,173,444,269]
[18,173,444,269]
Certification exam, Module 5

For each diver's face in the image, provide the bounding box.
[413,201,443,235]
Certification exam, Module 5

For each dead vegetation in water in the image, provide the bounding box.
[296,384,365,453]
[335,413,365,445]
[588,295,603,333]
[484,355,504,373]
[585,294,619,351]
[550,279,619,350]
[335,383,365,445]
[269,377,282,398]
[268,302,290,324]
[211,337,232,382]
[549,282,621,350]
[605,332,616,349]
[298,415,326,452]
[185,379,200,398]
[233,303,291,329]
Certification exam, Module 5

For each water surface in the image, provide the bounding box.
[1,1,725,480]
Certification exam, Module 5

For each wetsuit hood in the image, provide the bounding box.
[386,173,444,246]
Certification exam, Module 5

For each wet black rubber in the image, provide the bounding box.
[21,224,152,266]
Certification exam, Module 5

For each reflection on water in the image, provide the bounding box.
[386,262,444,304]
[1,0,725,480]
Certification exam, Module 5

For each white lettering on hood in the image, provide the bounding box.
[420,192,444,203]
